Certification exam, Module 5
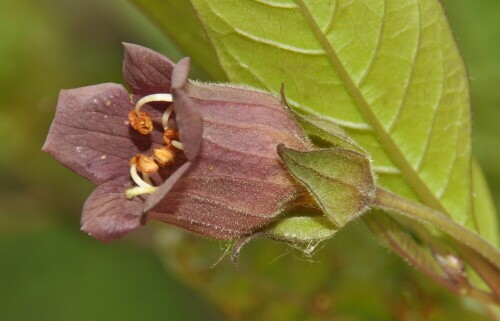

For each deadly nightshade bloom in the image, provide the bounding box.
[43,44,310,242]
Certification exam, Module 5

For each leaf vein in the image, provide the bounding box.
[416,22,445,171]
[387,0,422,132]
[321,0,338,34]
[295,0,449,215]
[250,0,297,9]
[234,27,326,56]
[358,0,386,87]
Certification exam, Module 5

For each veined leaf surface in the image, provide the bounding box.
[132,0,226,80]
[191,0,472,225]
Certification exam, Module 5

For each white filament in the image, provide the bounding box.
[125,185,157,199]
[130,164,152,188]
[126,165,158,199]
[135,93,173,113]
[171,140,184,150]
[142,173,153,186]
[162,105,175,130]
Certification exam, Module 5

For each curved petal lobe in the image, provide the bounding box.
[81,176,143,242]
[43,83,155,184]
[122,43,175,96]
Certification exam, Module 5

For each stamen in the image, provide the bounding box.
[130,154,159,174]
[130,164,151,188]
[125,93,184,200]
[143,173,153,186]
[125,185,157,199]
[171,140,184,150]
[153,147,175,166]
[162,105,175,130]
[135,93,173,113]
[164,128,179,140]
[163,128,180,146]
[129,93,173,135]
[126,160,159,199]
[128,110,153,135]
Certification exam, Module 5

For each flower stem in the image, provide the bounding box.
[466,287,499,306]
[372,187,500,304]
[457,243,500,298]
[362,213,452,290]
[372,187,500,270]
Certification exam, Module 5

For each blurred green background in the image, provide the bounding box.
[0,0,498,320]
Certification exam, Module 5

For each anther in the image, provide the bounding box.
[128,110,153,135]
[126,157,159,199]
[130,154,159,174]
[163,128,180,146]
[153,147,176,166]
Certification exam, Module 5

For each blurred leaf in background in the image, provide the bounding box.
[0,0,222,320]
[441,0,500,211]
[154,222,489,320]
[133,0,226,80]
[0,227,223,321]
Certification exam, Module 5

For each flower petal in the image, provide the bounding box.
[145,80,310,239]
[81,176,143,242]
[172,58,203,161]
[146,174,299,239]
[122,43,174,96]
[42,83,164,184]
[171,57,190,90]
[144,162,192,211]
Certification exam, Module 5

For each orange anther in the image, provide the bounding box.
[153,147,176,166]
[163,128,179,145]
[130,154,159,174]
[128,110,153,135]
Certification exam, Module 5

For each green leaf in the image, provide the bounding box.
[278,146,375,228]
[282,91,366,153]
[264,214,338,243]
[469,159,500,247]
[191,0,472,227]
[132,0,226,80]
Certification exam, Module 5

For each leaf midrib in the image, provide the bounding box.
[294,0,449,216]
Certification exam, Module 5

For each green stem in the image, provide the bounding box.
[457,243,500,298]
[365,211,500,305]
[466,287,499,306]
[362,213,453,291]
[372,187,500,274]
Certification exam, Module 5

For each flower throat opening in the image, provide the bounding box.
[125,93,184,199]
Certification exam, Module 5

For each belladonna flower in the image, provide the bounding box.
[42,43,311,242]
